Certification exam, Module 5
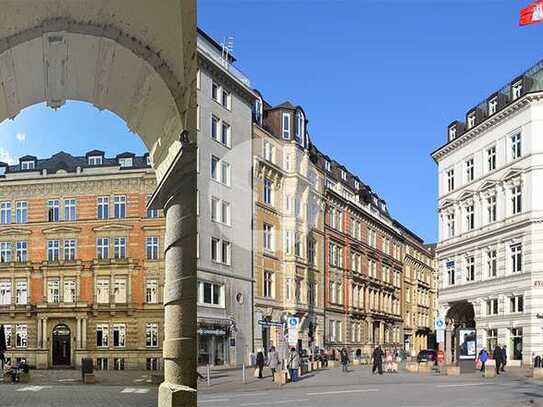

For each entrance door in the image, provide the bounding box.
[52,324,71,366]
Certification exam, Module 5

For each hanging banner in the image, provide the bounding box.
[520,1,543,26]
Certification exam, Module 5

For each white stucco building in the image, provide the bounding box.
[433,60,543,366]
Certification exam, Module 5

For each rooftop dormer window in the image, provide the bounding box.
[282,112,291,139]
[119,158,133,168]
[21,161,35,170]
[512,80,523,100]
[88,156,103,166]
[488,97,498,115]
[325,160,331,172]
[354,181,360,190]
[254,98,263,125]
[146,156,151,166]
[341,170,347,181]
[295,111,304,145]
[449,126,457,141]
[467,112,476,129]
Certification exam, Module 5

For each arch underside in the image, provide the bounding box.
[0,17,191,185]
[446,301,475,325]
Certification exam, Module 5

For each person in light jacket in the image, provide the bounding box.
[287,348,301,383]
[268,346,281,381]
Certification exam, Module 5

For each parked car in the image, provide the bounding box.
[416,350,437,363]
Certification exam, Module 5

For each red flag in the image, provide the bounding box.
[520,0,543,26]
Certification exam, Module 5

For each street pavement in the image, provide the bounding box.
[199,365,543,407]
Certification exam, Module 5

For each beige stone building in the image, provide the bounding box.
[0,151,164,370]
[253,99,326,356]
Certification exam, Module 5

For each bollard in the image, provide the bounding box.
[207,364,210,386]
[242,363,246,383]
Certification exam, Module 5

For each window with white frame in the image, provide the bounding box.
[97,196,109,219]
[47,240,60,261]
[114,279,127,303]
[221,121,231,147]
[64,239,76,261]
[114,237,127,259]
[465,158,474,182]
[487,146,496,172]
[486,298,498,316]
[0,202,11,224]
[487,249,497,278]
[16,281,27,305]
[511,133,522,160]
[325,160,331,172]
[294,232,302,257]
[308,282,316,306]
[146,322,159,347]
[0,242,12,263]
[263,223,274,252]
[47,199,60,222]
[113,358,125,370]
[446,212,455,238]
[282,112,291,139]
[285,278,292,302]
[222,88,231,110]
[210,197,230,225]
[295,111,304,144]
[96,280,110,303]
[15,324,27,348]
[446,169,455,192]
[210,237,230,265]
[0,281,11,305]
[210,155,230,186]
[21,161,34,170]
[15,201,27,224]
[63,280,76,303]
[295,278,303,303]
[487,195,497,223]
[146,194,160,218]
[465,256,475,282]
[211,81,220,102]
[512,80,523,100]
[467,112,476,129]
[263,270,274,298]
[511,184,522,215]
[146,358,159,371]
[96,324,109,347]
[113,195,127,218]
[307,238,316,265]
[263,178,273,205]
[198,281,224,306]
[465,204,475,231]
[284,230,293,255]
[118,157,133,168]
[369,258,377,278]
[510,295,524,313]
[263,141,274,162]
[145,279,158,303]
[511,244,522,273]
[488,97,498,115]
[329,242,343,268]
[64,199,77,221]
[146,236,159,260]
[96,238,109,260]
[47,279,60,303]
[88,155,102,166]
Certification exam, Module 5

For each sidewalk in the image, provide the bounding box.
[0,369,158,386]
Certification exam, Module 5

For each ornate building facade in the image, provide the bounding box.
[0,151,164,370]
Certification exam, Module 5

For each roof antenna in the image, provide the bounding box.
[221,35,234,69]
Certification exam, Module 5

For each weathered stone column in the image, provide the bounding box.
[153,144,197,407]
[445,321,453,365]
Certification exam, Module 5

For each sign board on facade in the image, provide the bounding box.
[446,260,455,269]
[458,328,476,360]
[437,351,445,362]
[534,281,543,288]
[434,318,445,331]
[436,329,445,344]
[197,328,226,336]
[287,317,299,347]
[258,320,285,328]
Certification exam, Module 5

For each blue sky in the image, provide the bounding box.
[199,0,543,243]
[0,1,540,243]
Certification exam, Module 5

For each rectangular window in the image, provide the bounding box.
[222,89,231,109]
[486,299,498,316]
[210,237,230,265]
[307,238,316,266]
[211,82,220,102]
[263,178,273,206]
[146,322,159,347]
[88,156,102,166]
[448,266,455,286]
[210,156,230,186]
[263,271,274,298]
[488,97,498,115]
[47,240,60,261]
[465,256,475,282]
[113,196,127,218]
[96,238,109,260]
[118,157,133,168]
[47,200,60,222]
[446,169,455,192]
[15,201,27,224]
[264,141,273,162]
[467,112,476,129]
[146,236,159,260]
[198,281,223,306]
[512,185,522,215]
[487,196,497,223]
[63,280,76,303]
[511,244,522,273]
[112,324,126,347]
[15,325,27,348]
[146,195,159,218]
[146,358,159,371]
[0,281,11,304]
[97,196,109,219]
[465,205,475,231]
[114,237,127,259]
[96,358,108,370]
[96,324,109,347]
[446,213,455,238]
[282,112,291,139]
[512,81,523,100]
[510,295,524,313]
[487,249,497,278]
[211,114,219,142]
[96,280,110,304]
[64,239,76,261]
[487,328,498,352]
[511,133,522,160]
[114,279,127,303]
[0,242,12,263]
[210,197,230,226]
[465,158,474,182]
[113,358,125,370]
[0,202,11,224]
[145,279,158,304]
[47,279,60,303]
[16,281,27,305]
[487,146,496,172]
[21,161,34,170]
[263,223,274,252]
[64,199,77,221]
[221,121,231,147]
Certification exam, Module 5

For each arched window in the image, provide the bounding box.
[295,110,304,145]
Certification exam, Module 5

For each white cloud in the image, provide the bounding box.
[0,147,16,164]
[15,132,26,143]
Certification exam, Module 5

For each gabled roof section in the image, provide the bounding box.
[478,179,498,192]
[458,190,475,201]
[501,168,523,181]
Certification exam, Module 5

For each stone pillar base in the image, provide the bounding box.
[446,366,460,376]
[483,365,496,378]
[158,382,196,407]
[35,351,48,369]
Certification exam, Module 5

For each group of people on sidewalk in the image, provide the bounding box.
[255,347,301,383]
[0,351,29,384]
[477,345,507,376]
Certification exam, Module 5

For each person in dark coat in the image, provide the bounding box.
[256,349,265,379]
[372,346,384,375]
[494,345,503,375]
[501,345,507,372]
[340,347,350,373]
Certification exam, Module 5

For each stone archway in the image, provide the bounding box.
[0,2,197,406]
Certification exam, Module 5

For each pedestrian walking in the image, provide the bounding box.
[501,345,507,372]
[256,349,265,379]
[385,350,393,373]
[372,346,384,375]
[340,347,350,373]
[478,348,489,375]
[287,347,300,383]
[268,346,281,381]
[494,345,503,375]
